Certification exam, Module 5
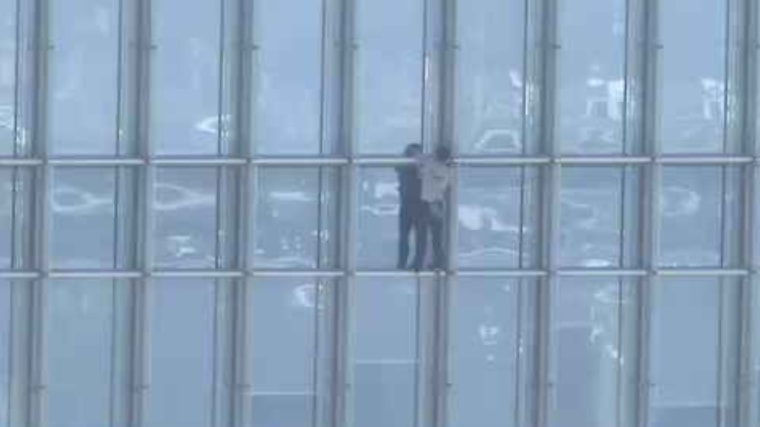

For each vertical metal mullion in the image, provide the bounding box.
[636,0,661,424]
[28,0,50,423]
[738,0,759,423]
[534,0,559,424]
[129,0,153,423]
[333,0,356,425]
[232,0,254,423]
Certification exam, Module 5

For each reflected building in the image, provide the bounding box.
[0,1,758,427]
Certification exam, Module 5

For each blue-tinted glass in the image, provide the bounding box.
[558,0,626,154]
[0,280,9,427]
[250,279,319,427]
[456,0,525,155]
[254,0,324,154]
[661,0,726,153]
[49,0,120,155]
[47,280,114,427]
[146,279,217,427]
[355,0,423,154]
[354,278,419,427]
[154,168,218,269]
[152,0,221,155]
[0,1,16,156]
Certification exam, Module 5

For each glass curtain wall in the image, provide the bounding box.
[0,0,756,426]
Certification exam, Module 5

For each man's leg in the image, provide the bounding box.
[431,207,445,269]
[398,206,412,269]
[412,203,429,270]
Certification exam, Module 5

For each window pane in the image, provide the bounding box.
[449,279,536,427]
[146,279,217,427]
[559,167,639,268]
[253,168,338,269]
[458,168,538,268]
[250,279,321,427]
[550,278,633,427]
[650,278,730,427]
[47,280,115,427]
[254,0,324,155]
[152,0,221,155]
[0,281,9,427]
[659,167,740,267]
[456,0,525,155]
[0,169,12,268]
[357,167,404,268]
[154,168,218,269]
[51,168,123,269]
[354,278,419,427]
[0,1,16,156]
[661,0,726,153]
[558,0,626,154]
[355,0,423,154]
[49,0,120,155]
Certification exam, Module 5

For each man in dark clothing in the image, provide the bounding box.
[396,143,423,269]
[412,145,452,271]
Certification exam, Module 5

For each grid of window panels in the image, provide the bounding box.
[0,0,759,426]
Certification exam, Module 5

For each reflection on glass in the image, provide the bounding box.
[661,0,726,153]
[558,0,626,154]
[49,0,120,155]
[254,168,338,269]
[357,167,405,268]
[659,167,738,267]
[0,0,16,156]
[254,0,324,154]
[0,281,9,427]
[250,279,319,427]
[146,279,216,427]
[51,168,117,269]
[550,278,630,427]
[152,0,221,155]
[449,279,534,427]
[154,168,218,269]
[354,278,419,427]
[456,0,525,155]
[458,168,538,268]
[47,280,114,427]
[559,168,634,268]
[0,170,11,268]
[355,0,423,154]
[650,278,727,427]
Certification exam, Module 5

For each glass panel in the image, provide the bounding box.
[154,168,218,269]
[558,0,626,154]
[357,167,406,268]
[550,278,632,427]
[47,280,114,427]
[355,0,423,154]
[559,167,636,268]
[660,0,726,153]
[0,169,11,268]
[0,280,9,427]
[152,0,221,155]
[254,0,324,155]
[649,278,723,427]
[449,279,536,427]
[659,167,737,267]
[458,167,538,268]
[49,0,120,155]
[51,168,118,269]
[250,279,320,427]
[0,1,16,156]
[253,168,338,269]
[146,279,217,427]
[353,278,419,427]
[456,0,525,155]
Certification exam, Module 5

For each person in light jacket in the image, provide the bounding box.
[412,145,452,271]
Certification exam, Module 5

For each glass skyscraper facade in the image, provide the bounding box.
[0,0,759,426]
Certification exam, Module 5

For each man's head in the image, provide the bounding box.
[403,143,422,157]
[434,145,451,162]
